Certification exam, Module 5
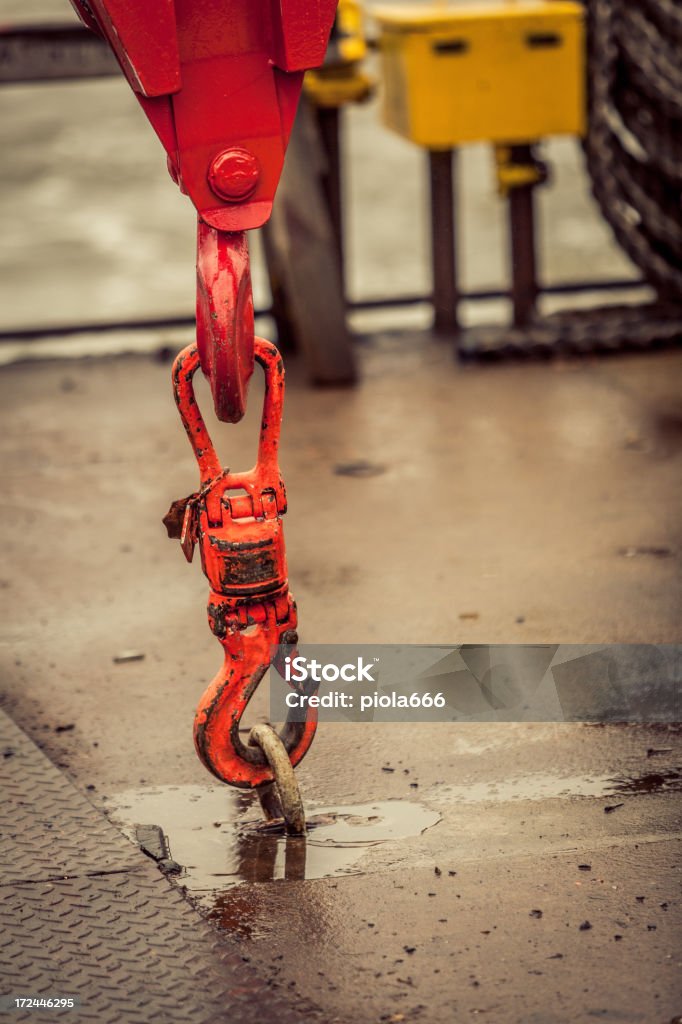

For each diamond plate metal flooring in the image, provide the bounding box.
[0,710,324,1023]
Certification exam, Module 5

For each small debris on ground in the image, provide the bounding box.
[578,864,592,871]
[618,545,672,558]
[113,650,146,664]
[159,859,182,875]
[647,747,673,757]
[54,723,75,733]
[529,909,543,919]
[136,824,170,859]
[458,611,479,621]
[333,460,386,478]
[579,920,592,931]
[623,433,649,451]
[604,802,624,813]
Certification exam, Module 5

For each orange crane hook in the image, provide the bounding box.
[164,340,317,789]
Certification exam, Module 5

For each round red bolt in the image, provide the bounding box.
[208,147,260,203]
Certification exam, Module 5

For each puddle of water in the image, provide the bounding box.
[431,768,682,805]
[105,785,440,894]
[105,770,680,943]
[105,768,679,907]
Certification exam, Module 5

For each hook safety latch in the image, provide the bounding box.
[164,339,317,788]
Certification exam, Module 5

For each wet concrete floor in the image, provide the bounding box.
[1,340,681,1022]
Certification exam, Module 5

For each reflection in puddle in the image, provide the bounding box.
[609,769,681,794]
[432,768,682,804]
[106,785,440,896]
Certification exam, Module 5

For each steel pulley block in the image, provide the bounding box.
[69,0,339,421]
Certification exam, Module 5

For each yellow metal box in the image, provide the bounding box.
[373,1,585,148]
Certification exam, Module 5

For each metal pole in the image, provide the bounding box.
[508,144,539,328]
[428,148,459,335]
[315,104,345,291]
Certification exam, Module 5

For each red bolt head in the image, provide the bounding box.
[208,147,260,203]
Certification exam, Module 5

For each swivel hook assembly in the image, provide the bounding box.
[68,0,338,833]
[164,339,316,832]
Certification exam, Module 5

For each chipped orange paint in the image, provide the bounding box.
[168,340,317,788]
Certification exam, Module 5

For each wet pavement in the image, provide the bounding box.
[0,709,327,1024]
[97,725,681,1024]
[99,726,682,1022]
[1,341,681,1022]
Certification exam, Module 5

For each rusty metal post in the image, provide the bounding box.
[261,96,356,384]
[508,144,539,329]
[428,148,459,335]
[315,104,345,291]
